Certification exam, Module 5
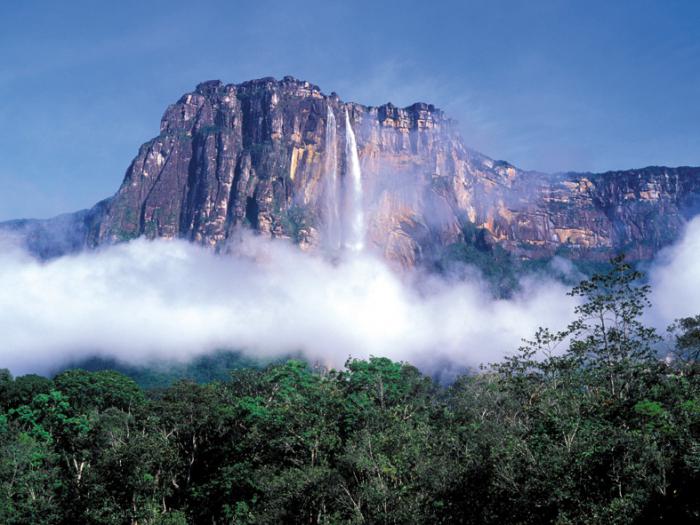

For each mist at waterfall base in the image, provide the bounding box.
[2,110,700,378]
[2,217,700,377]
[0,233,569,376]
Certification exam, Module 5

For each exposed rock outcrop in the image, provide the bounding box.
[4,76,700,267]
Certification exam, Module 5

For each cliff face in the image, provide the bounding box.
[469,165,700,261]
[90,76,471,267]
[8,77,700,267]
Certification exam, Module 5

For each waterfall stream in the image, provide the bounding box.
[321,104,365,254]
[322,106,341,251]
[343,108,365,252]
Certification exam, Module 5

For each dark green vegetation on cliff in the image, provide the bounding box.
[1,260,699,524]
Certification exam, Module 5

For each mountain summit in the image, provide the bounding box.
[5,76,700,267]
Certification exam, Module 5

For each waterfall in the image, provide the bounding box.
[343,108,365,252]
[322,105,341,251]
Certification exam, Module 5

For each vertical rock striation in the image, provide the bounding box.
[4,76,700,267]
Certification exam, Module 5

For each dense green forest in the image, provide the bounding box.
[55,352,270,391]
[1,258,699,524]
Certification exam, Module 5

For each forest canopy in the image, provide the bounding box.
[1,257,698,524]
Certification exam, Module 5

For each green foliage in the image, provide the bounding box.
[56,350,268,389]
[1,373,53,410]
[0,260,698,523]
[53,369,144,412]
[668,314,700,365]
[278,205,315,242]
[438,223,560,296]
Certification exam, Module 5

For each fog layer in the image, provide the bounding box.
[2,217,699,375]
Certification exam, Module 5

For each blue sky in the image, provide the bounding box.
[1,0,699,220]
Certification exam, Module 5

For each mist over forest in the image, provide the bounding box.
[1,256,699,523]
[1,216,699,379]
[3,2,700,523]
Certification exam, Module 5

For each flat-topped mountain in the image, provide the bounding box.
[4,76,700,268]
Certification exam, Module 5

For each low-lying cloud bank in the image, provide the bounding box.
[649,216,700,324]
[1,217,699,376]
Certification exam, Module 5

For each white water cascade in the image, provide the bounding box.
[343,108,365,252]
[322,106,341,251]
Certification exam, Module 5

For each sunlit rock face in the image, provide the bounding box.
[88,77,474,266]
[479,166,700,261]
[11,76,700,267]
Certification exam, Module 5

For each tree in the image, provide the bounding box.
[668,315,700,368]
[53,369,144,412]
[1,374,54,410]
[565,255,661,401]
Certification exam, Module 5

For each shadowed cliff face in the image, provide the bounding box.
[7,76,700,268]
